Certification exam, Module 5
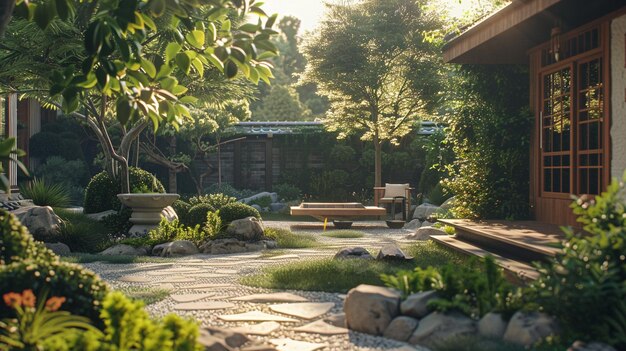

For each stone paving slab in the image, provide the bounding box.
[269,338,326,351]
[160,277,197,283]
[173,301,235,311]
[171,293,216,303]
[118,275,153,283]
[189,273,228,278]
[219,311,298,323]
[146,269,203,276]
[181,283,236,290]
[292,320,349,335]
[232,321,282,336]
[269,302,335,320]
[215,269,239,274]
[231,293,309,303]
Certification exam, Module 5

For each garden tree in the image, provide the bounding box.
[142,98,251,194]
[252,85,311,121]
[302,0,443,187]
[0,0,278,193]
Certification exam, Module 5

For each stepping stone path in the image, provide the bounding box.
[174,301,235,311]
[232,322,282,336]
[269,338,326,351]
[171,293,216,303]
[269,302,335,320]
[292,320,349,335]
[89,220,432,351]
[219,311,299,323]
[231,292,308,303]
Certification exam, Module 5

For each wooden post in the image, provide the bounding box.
[265,137,273,191]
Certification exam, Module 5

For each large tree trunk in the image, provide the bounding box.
[0,0,15,38]
[374,137,382,188]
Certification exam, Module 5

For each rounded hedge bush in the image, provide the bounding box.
[29,132,63,159]
[83,168,165,214]
[0,210,57,265]
[219,202,260,224]
[185,203,215,227]
[172,200,191,224]
[0,260,108,323]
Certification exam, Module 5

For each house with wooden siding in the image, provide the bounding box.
[433,0,626,280]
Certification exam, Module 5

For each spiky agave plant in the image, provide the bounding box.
[20,178,70,208]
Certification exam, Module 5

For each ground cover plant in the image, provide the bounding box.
[54,209,112,253]
[263,227,320,249]
[241,241,467,292]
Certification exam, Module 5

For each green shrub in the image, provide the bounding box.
[0,210,57,265]
[58,138,84,161]
[100,207,133,236]
[426,183,452,207]
[148,218,204,246]
[54,292,200,351]
[0,260,108,323]
[185,203,215,227]
[203,211,224,240]
[263,227,318,249]
[442,65,530,220]
[20,178,71,208]
[249,195,272,209]
[33,156,88,188]
[172,200,191,223]
[218,202,260,224]
[55,209,113,253]
[274,183,301,202]
[29,132,63,160]
[381,267,442,298]
[83,168,165,214]
[528,173,626,347]
[188,193,236,210]
[204,183,254,199]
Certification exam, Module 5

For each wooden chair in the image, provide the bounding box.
[374,183,414,220]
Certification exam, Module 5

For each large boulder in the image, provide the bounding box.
[376,244,413,261]
[404,219,422,230]
[100,244,147,256]
[503,311,559,346]
[269,202,287,213]
[13,206,62,241]
[405,227,446,241]
[400,290,438,318]
[344,284,401,335]
[478,312,508,339]
[412,203,440,221]
[383,316,419,342]
[227,217,264,241]
[240,192,278,204]
[409,312,476,348]
[44,242,71,256]
[152,240,199,257]
[333,247,374,260]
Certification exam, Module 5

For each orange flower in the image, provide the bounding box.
[21,290,36,308]
[3,292,22,308]
[44,296,66,312]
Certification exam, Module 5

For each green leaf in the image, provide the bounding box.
[221,19,231,32]
[165,43,182,62]
[225,60,238,79]
[185,30,205,49]
[238,23,259,34]
[179,96,198,104]
[175,52,191,74]
[150,0,166,17]
[34,3,53,29]
[116,98,134,125]
[191,58,204,78]
[160,77,178,91]
[54,0,71,20]
[141,13,157,31]
[0,138,15,156]
[205,53,224,72]
[172,85,188,95]
[141,58,157,78]
[265,13,278,29]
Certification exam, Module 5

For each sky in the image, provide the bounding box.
[257,0,328,33]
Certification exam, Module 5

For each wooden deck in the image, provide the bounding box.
[433,219,567,282]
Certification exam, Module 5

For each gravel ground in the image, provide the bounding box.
[85,220,428,351]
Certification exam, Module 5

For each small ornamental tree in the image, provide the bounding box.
[302,0,443,187]
[0,0,278,193]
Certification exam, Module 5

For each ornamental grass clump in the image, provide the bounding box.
[19,178,71,208]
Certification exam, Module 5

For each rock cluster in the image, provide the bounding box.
[343,284,561,349]
[240,192,287,213]
[333,244,412,262]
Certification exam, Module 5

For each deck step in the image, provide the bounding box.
[431,235,539,281]
[437,219,562,264]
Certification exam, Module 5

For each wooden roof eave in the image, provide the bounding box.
[443,0,563,64]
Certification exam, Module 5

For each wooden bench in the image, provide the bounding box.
[290,202,386,221]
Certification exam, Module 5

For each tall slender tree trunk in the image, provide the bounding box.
[168,136,177,193]
[374,136,382,187]
[0,0,15,38]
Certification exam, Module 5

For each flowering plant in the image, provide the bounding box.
[0,289,99,351]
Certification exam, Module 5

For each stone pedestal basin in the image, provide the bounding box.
[117,193,180,236]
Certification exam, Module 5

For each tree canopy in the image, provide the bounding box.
[302,0,443,186]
